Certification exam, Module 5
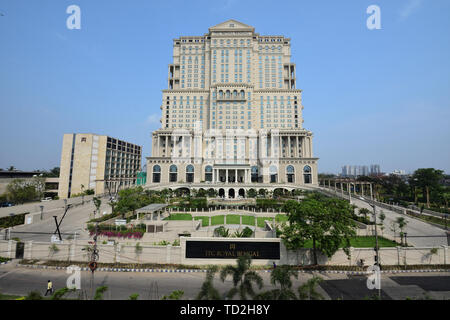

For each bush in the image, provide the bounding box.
[0,213,27,229]
[26,291,43,300]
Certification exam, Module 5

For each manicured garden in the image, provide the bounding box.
[164,213,288,228]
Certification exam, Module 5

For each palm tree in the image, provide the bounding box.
[196,266,221,300]
[262,265,298,300]
[297,276,323,300]
[220,254,263,300]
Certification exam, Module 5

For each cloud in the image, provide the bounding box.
[399,0,422,20]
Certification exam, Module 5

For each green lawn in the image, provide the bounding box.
[165,214,289,228]
[226,215,240,224]
[194,216,209,227]
[211,215,225,226]
[301,236,398,248]
[164,214,192,221]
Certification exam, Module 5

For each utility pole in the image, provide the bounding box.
[88,222,99,299]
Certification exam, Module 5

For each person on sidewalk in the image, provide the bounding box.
[44,280,53,296]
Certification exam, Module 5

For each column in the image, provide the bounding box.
[295,136,299,157]
[288,136,291,157]
[226,170,228,184]
[235,169,237,183]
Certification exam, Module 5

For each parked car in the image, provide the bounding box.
[41,197,53,202]
[0,202,15,207]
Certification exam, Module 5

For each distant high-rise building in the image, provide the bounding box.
[341,164,380,177]
[58,133,142,199]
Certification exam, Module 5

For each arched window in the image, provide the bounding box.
[205,166,213,182]
[219,90,223,98]
[169,165,178,182]
[153,165,161,183]
[240,90,245,98]
[286,165,295,183]
[251,166,259,183]
[233,90,238,97]
[226,90,231,98]
[270,165,278,183]
[303,165,312,184]
[186,165,195,183]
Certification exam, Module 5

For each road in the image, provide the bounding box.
[0,263,448,300]
[0,198,111,242]
[320,187,448,247]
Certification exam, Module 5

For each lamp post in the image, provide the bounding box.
[39,205,44,221]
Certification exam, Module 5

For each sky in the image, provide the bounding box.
[0,0,449,175]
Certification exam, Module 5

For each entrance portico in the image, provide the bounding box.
[212,164,251,184]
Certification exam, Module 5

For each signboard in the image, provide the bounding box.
[115,219,127,226]
[185,240,280,260]
[51,235,62,243]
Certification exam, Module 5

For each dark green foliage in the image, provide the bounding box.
[281,194,356,265]
[220,255,263,300]
[0,213,26,229]
[196,266,221,300]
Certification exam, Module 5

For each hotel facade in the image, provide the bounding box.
[58,133,142,199]
[146,20,318,197]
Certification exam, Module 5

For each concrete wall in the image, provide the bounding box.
[1,239,447,267]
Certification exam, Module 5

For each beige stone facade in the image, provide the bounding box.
[146,20,318,196]
[58,133,142,199]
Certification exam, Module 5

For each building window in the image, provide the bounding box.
[153,165,161,183]
[205,165,213,182]
[169,165,178,182]
[286,165,295,183]
[251,166,259,183]
[186,164,195,183]
[303,165,312,184]
[270,165,278,183]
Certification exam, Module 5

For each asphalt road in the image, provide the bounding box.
[0,263,448,300]
[0,199,111,242]
[322,188,448,247]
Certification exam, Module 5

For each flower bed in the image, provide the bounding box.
[89,230,144,239]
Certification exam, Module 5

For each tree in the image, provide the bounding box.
[7,166,16,171]
[297,276,323,300]
[281,194,357,265]
[6,179,38,204]
[396,217,408,245]
[196,266,221,300]
[359,208,370,221]
[379,211,386,236]
[220,254,264,300]
[247,189,257,198]
[411,168,445,208]
[51,287,76,300]
[93,286,108,300]
[256,265,298,300]
[161,290,184,300]
[93,197,102,217]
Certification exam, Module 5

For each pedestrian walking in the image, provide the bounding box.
[45,280,53,296]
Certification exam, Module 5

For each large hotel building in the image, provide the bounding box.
[146,20,318,196]
[58,133,142,199]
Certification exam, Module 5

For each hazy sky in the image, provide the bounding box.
[0,0,449,174]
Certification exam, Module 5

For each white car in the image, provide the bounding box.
[41,197,52,202]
